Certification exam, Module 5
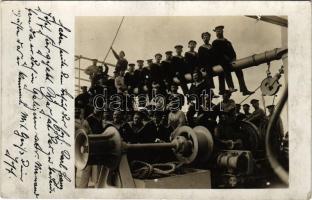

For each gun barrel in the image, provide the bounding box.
[212,48,288,75]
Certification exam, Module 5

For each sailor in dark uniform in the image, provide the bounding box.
[150,53,164,84]
[184,40,199,81]
[188,69,210,106]
[242,103,251,118]
[142,59,153,91]
[126,111,158,162]
[126,111,157,143]
[75,86,90,109]
[92,64,109,86]
[111,46,128,73]
[198,32,217,89]
[166,82,185,110]
[194,92,218,133]
[214,90,243,149]
[82,109,105,135]
[133,60,144,94]
[212,25,253,95]
[152,111,172,143]
[172,45,189,95]
[160,51,174,92]
[235,104,246,121]
[124,63,137,94]
[245,99,267,130]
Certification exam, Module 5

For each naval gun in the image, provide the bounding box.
[75,47,288,188]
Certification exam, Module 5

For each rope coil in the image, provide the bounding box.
[130,160,183,179]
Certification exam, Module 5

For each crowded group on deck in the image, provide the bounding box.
[75,25,284,154]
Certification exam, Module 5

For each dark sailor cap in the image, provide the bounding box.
[154,53,162,57]
[250,99,259,104]
[188,40,197,45]
[213,25,224,32]
[174,45,183,49]
[137,60,144,63]
[165,51,173,55]
[128,63,135,67]
[243,104,250,107]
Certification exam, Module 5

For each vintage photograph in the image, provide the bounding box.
[74,16,288,189]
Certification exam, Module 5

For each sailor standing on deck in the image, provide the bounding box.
[198,32,217,90]
[150,53,165,87]
[184,40,199,81]
[212,25,253,96]
[111,46,128,74]
[172,45,189,95]
[242,104,251,118]
[124,63,137,94]
[161,51,174,92]
[245,99,267,130]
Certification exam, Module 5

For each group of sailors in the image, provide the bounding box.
[75,25,287,187]
[75,25,285,145]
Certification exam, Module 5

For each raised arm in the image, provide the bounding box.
[111,47,120,60]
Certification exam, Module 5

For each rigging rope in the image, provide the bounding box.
[239,85,261,105]
[130,160,183,179]
[103,16,125,62]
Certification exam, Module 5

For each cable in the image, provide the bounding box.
[239,85,261,105]
[103,16,125,62]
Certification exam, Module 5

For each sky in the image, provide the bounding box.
[75,16,287,131]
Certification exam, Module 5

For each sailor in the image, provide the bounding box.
[198,32,217,89]
[214,90,244,149]
[81,108,105,135]
[148,81,167,112]
[150,53,164,84]
[172,45,189,95]
[188,69,210,106]
[127,111,157,144]
[133,60,144,94]
[245,99,267,129]
[242,103,251,118]
[190,91,218,133]
[126,111,158,162]
[142,59,153,92]
[212,25,254,96]
[166,82,185,110]
[92,64,109,86]
[114,69,127,94]
[152,111,172,142]
[84,59,100,87]
[167,100,187,130]
[111,46,128,73]
[124,63,137,94]
[160,51,174,91]
[75,86,90,111]
[184,40,199,78]
[235,104,246,121]
[110,111,127,130]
